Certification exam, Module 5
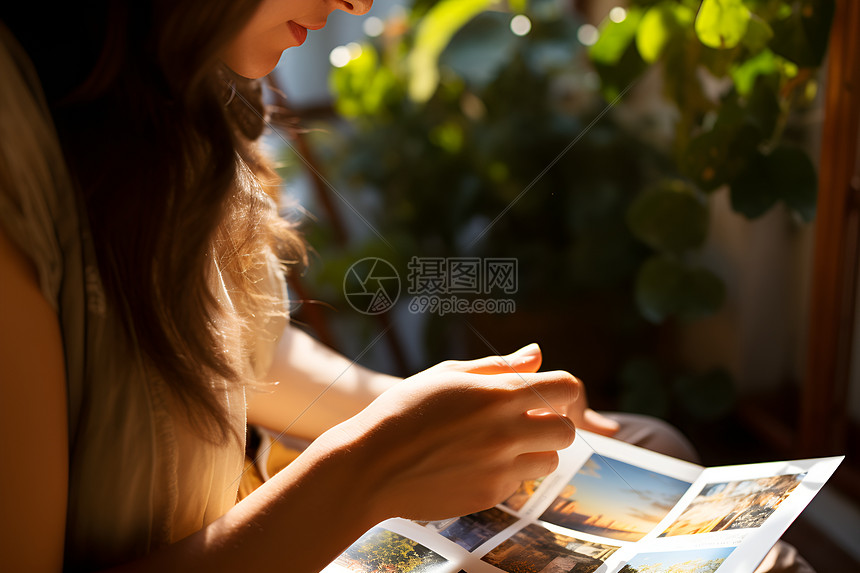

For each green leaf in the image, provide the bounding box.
[590,7,643,65]
[771,146,818,221]
[673,368,735,421]
[742,14,774,53]
[635,257,725,323]
[592,42,648,101]
[636,3,683,63]
[330,45,399,118]
[657,4,705,108]
[627,180,708,253]
[636,257,685,323]
[770,0,835,67]
[730,48,778,96]
[440,11,518,90]
[695,0,751,50]
[429,120,464,153]
[731,145,817,220]
[682,88,777,192]
[700,44,737,78]
[683,122,761,191]
[730,151,779,218]
[508,0,527,14]
[684,266,726,319]
[408,0,494,102]
[745,75,781,137]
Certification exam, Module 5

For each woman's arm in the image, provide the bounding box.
[249,324,622,441]
[1,228,581,571]
[246,325,401,441]
[0,226,385,572]
[121,351,582,573]
[0,227,68,571]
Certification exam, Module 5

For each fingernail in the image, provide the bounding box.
[516,343,540,357]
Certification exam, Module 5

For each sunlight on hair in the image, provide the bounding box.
[510,14,532,36]
[609,7,627,23]
[577,24,599,46]
[329,46,352,68]
[363,16,384,37]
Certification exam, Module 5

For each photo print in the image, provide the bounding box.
[330,527,449,573]
[482,523,619,573]
[539,454,691,541]
[618,546,735,573]
[503,477,544,512]
[425,507,519,552]
[660,473,806,537]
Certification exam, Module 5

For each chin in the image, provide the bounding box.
[224,52,284,79]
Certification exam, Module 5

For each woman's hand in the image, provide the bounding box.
[318,344,585,521]
[100,343,618,573]
[508,343,621,438]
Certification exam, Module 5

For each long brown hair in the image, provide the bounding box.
[4,2,305,442]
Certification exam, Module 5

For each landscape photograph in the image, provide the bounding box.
[425,507,519,552]
[539,454,692,541]
[660,473,806,537]
[481,523,619,573]
[618,546,735,573]
[503,477,544,512]
[330,527,450,573]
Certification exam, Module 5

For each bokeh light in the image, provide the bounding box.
[329,46,352,68]
[609,7,627,23]
[510,14,532,36]
[577,24,599,46]
[363,16,384,37]
[346,42,363,59]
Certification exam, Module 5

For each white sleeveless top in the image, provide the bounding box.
[0,24,288,570]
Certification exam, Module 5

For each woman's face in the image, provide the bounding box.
[222,0,373,78]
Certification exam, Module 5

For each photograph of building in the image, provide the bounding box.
[539,454,691,541]
[482,523,619,573]
[425,507,519,552]
[660,473,805,537]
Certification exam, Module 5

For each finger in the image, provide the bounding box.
[501,370,581,413]
[513,451,560,481]
[578,408,620,437]
[510,411,576,453]
[437,343,543,375]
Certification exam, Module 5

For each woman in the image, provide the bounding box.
[0,2,624,571]
[0,2,810,572]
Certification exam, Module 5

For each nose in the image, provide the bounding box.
[336,0,372,16]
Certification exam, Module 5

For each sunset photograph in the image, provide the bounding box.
[502,477,544,512]
[539,454,692,541]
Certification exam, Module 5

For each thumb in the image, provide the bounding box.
[441,343,543,375]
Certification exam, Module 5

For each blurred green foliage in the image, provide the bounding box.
[290,0,832,421]
[592,0,829,324]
